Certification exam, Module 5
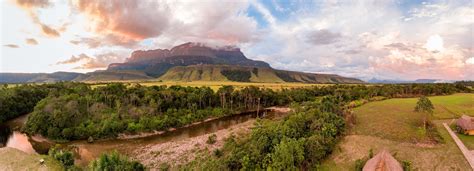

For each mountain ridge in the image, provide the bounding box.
[0,42,364,84]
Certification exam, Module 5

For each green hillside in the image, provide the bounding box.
[158,65,362,84]
[74,70,153,82]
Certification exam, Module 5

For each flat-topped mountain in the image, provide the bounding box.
[108,42,270,77]
[0,42,364,84]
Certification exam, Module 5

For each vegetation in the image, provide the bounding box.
[89,151,145,171]
[0,82,89,124]
[221,70,252,82]
[414,96,435,130]
[207,134,217,144]
[13,82,467,141]
[48,146,75,169]
[185,98,346,170]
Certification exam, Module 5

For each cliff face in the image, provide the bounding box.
[108,42,270,77]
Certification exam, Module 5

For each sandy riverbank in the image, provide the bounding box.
[131,119,256,169]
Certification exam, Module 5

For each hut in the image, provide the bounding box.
[363,150,403,171]
[456,115,474,135]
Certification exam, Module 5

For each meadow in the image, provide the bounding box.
[320,93,474,170]
[89,80,335,91]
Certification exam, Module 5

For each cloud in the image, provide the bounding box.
[14,0,61,37]
[15,0,50,8]
[4,44,20,48]
[56,52,126,69]
[25,38,38,45]
[307,29,342,45]
[70,0,169,47]
[56,54,90,65]
[70,0,258,48]
[466,57,474,65]
[245,0,473,80]
[40,24,60,37]
[70,36,138,48]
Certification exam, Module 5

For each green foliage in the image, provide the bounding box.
[415,96,434,114]
[354,158,367,171]
[221,70,251,82]
[219,100,346,170]
[48,146,75,168]
[21,82,468,141]
[89,151,145,171]
[213,149,223,157]
[207,134,217,144]
[402,160,412,171]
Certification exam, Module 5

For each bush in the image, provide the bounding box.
[402,160,412,171]
[48,146,75,168]
[89,151,145,171]
[354,158,367,171]
[213,149,223,157]
[207,134,217,144]
[160,162,170,171]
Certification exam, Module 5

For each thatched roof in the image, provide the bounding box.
[457,115,474,130]
[363,150,403,171]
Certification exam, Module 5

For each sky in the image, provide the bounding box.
[1,0,473,81]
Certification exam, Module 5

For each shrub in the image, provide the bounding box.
[354,158,367,171]
[89,151,145,171]
[48,146,75,168]
[213,149,223,157]
[207,134,217,144]
[402,160,412,171]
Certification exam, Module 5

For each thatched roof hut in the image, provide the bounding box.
[363,150,403,171]
[457,115,474,135]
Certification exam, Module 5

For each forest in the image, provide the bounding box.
[0,82,466,141]
[0,82,471,169]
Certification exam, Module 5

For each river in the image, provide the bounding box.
[0,108,289,167]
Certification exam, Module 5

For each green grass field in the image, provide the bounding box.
[320,93,474,170]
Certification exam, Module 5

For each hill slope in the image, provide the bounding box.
[158,65,363,84]
[0,72,83,83]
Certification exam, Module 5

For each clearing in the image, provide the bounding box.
[321,93,474,170]
[0,147,63,171]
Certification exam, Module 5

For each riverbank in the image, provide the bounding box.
[132,119,256,168]
[116,107,279,140]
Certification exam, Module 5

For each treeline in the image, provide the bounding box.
[221,70,252,82]
[23,83,334,140]
[0,83,88,124]
[0,82,463,141]
[185,97,345,170]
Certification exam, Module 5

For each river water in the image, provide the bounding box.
[0,109,287,167]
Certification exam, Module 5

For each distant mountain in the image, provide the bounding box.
[108,42,270,77]
[0,42,364,84]
[368,78,455,84]
[0,72,83,83]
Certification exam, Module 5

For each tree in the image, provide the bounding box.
[414,96,434,130]
[90,151,145,171]
[49,146,75,168]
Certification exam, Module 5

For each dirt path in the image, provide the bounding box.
[131,119,256,170]
[443,123,474,170]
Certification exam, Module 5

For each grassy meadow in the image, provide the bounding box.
[320,93,474,170]
[89,80,334,91]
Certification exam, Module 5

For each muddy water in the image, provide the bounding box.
[0,109,287,167]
